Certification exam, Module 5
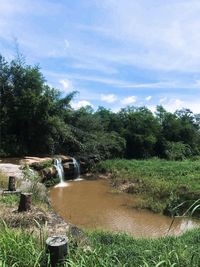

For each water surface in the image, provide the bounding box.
[50,179,199,238]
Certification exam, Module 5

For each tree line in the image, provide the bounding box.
[0,55,200,160]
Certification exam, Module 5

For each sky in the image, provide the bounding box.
[0,0,200,113]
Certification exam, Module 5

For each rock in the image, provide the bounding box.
[55,155,73,163]
[0,163,23,179]
[77,155,100,174]
[41,166,57,181]
[63,162,77,179]
[21,157,53,166]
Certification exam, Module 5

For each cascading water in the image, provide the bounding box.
[72,157,80,179]
[54,158,65,183]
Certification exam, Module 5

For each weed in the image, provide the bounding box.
[94,159,200,216]
[0,172,8,189]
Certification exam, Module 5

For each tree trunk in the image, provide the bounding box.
[8,176,16,191]
[46,235,68,267]
[18,193,32,212]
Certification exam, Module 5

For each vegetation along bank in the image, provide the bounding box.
[95,158,200,217]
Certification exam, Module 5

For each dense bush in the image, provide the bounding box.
[0,54,200,159]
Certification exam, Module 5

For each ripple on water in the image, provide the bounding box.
[50,179,199,238]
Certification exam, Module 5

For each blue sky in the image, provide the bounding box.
[0,0,200,113]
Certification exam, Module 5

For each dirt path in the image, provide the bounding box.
[0,163,23,179]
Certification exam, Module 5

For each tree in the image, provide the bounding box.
[118,106,160,158]
[0,55,77,156]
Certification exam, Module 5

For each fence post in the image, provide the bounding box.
[8,176,16,191]
[18,193,32,212]
[46,235,68,267]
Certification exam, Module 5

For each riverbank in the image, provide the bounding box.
[1,223,200,266]
[94,159,200,216]
[0,158,200,266]
[0,164,70,237]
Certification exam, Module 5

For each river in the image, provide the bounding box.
[50,179,199,238]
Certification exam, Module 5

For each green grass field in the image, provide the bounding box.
[0,223,200,266]
[94,159,200,215]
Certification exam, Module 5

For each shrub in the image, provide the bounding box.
[165,141,192,160]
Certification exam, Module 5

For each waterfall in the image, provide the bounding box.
[72,157,80,179]
[54,158,64,183]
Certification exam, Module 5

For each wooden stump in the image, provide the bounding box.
[18,193,32,212]
[8,176,16,191]
[46,235,68,267]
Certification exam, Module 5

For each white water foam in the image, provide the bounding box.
[54,181,69,188]
[54,158,65,183]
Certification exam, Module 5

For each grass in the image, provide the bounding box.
[0,222,200,266]
[0,181,48,229]
[0,194,48,228]
[94,159,200,215]
[66,229,200,267]
[0,222,46,267]
[0,194,19,206]
[0,172,8,189]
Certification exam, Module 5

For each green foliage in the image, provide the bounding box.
[44,177,60,187]
[69,106,126,159]
[0,172,8,189]
[0,222,45,267]
[0,54,200,159]
[0,55,78,156]
[0,195,19,206]
[94,159,200,215]
[165,141,192,160]
[1,222,199,266]
[66,229,200,267]
[21,166,47,204]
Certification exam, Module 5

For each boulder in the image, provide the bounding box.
[41,166,57,181]
[63,162,77,179]
[55,155,73,164]
[21,157,53,166]
[0,163,23,180]
[77,155,100,174]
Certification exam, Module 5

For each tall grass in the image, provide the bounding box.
[66,229,200,267]
[0,222,199,266]
[0,221,45,267]
[0,172,8,189]
[94,159,200,215]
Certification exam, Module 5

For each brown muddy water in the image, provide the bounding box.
[50,179,199,238]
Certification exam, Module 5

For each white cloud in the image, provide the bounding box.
[159,97,167,103]
[71,100,93,109]
[145,96,152,101]
[3,0,200,74]
[163,98,200,113]
[101,94,117,103]
[186,102,200,114]
[59,79,71,92]
[63,73,184,89]
[94,0,200,72]
[71,61,118,74]
[163,98,185,113]
[147,98,200,114]
[121,96,137,105]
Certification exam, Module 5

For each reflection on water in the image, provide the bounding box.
[50,179,199,238]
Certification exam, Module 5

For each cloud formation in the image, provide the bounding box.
[71,100,93,109]
[101,94,117,103]
[145,96,152,101]
[1,0,200,113]
[121,96,137,105]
